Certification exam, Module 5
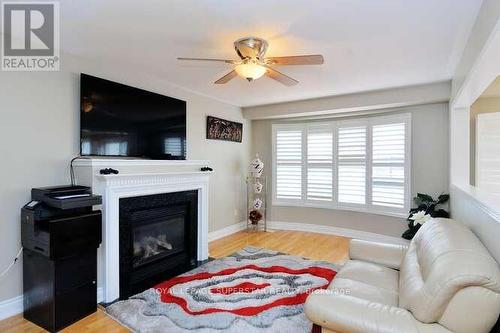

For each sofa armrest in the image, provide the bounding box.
[305,293,451,333]
[349,239,408,270]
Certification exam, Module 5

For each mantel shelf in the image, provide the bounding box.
[73,157,211,167]
[95,171,213,183]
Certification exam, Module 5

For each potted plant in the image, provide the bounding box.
[402,193,450,240]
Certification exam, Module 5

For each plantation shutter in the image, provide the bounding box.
[306,126,333,202]
[476,112,500,194]
[275,128,303,201]
[337,125,367,205]
[273,114,411,215]
[371,122,406,208]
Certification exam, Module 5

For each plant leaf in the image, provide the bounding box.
[417,204,427,211]
[416,193,434,203]
[437,194,450,204]
[402,229,415,240]
[433,209,450,218]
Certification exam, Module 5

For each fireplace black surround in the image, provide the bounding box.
[119,190,198,299]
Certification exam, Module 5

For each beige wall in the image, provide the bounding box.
[0,58,250,303]
[251,103,449,237]
[470,97,500,185]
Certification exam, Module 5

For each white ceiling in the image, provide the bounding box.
[60,0,483,107]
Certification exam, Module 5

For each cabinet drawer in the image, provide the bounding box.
[49,211,102,259]
[55,282,97,331]
[55,251,97,293]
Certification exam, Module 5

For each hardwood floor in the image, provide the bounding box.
[209,230,350,264]
[0,230,349,333]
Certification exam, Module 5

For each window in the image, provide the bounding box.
[272,113,411,217]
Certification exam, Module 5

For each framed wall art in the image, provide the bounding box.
[206,116,243,143]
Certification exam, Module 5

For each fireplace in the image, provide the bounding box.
[119,190,198,299]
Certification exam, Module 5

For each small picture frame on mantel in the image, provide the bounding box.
[206,116,243,143]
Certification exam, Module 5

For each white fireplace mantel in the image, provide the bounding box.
[73,158,211,303]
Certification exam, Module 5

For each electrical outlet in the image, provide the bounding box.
[233,209,239,217]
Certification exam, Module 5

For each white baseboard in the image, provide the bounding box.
[0,295,23,321]
[208,221,246,242]
[97,287,104,304]
[268,221,409,245]
[206,220,408,245]
[0,287,106,322]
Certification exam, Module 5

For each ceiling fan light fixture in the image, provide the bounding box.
[234,62,266,81]
[179,37,324,86]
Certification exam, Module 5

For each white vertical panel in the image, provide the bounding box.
[476,112,500,194]
[450,107,470,184]
[337,125,367,205]
[371,122,406,208]
[306,125,333,202]
[274,127,303,200]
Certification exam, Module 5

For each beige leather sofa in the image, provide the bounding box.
[305,218,500,333]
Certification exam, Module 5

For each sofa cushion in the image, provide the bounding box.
[328,260,399,306]
[399,218,500,323]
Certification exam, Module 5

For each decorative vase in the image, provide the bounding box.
[252,198,263,210]
[249,154,264,178]
[253,181,263,193]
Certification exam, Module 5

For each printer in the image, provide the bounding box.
[21,185,102,332]
[22,185,102,258]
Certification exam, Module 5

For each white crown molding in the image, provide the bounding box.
[73,158,211,168]
[243,81,450,120]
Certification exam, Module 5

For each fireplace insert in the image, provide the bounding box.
[119,190,198,299]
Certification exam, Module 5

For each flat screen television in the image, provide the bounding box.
[80,74,187,160]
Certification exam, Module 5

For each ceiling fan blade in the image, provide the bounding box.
[178,57,238,64]
[265,55,324,65]
[214,70,238,84]
[264,66,298,86]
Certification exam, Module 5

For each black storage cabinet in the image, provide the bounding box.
[22,209,101,332]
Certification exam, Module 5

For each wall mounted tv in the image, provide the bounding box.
[80,74,187,160]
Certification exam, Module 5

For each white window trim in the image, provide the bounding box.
[272,113,412,218]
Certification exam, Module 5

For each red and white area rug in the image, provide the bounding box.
[107,247,340,332]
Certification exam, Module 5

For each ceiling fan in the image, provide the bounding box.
[178,37,324,86]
